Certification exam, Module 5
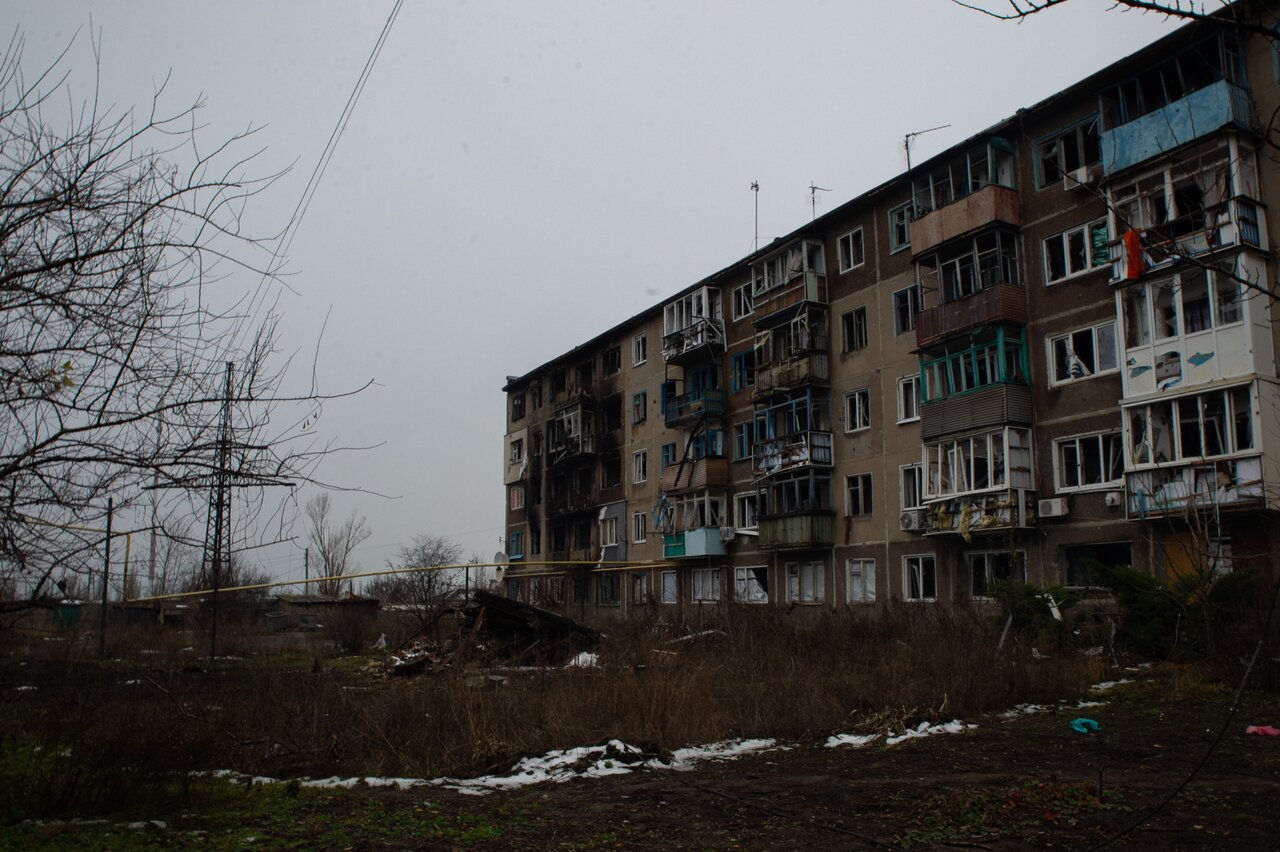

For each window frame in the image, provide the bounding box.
[897,374,920,423]
[734,566,769,604]
[508,437,524,464]
[787,561,826,604]
[600,517,618,547]
[632,512,647,543]
[843,387,871,433]
[902,554,938,602]
[900,463,924,510]
[837,227,866,272]
[845,472,874,518]
[596,572,621,606]
[1035,117,1101,190]
[1054,430,1124,493]
[660,570,678,604]
[732,422,753,461]
[892,285,921,335]
[1048,321,1118,386]
[968,550,1027,598]
[734,492,759,530]
[846,558,876,604]
[632,450,648,484]
[509,485,525,511]
[692,567,721,603]
[632,390,647,424]
[731,282,754,321]
[841,306,868,353]
[889,202,912,254]
[1043,219,1110,284]
[632,334,648,366]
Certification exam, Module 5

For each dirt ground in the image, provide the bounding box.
[6,667,1280,850]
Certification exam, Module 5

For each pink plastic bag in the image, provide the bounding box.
[1244,725,1280,736]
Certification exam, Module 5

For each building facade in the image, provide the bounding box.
[502,6,1280,623]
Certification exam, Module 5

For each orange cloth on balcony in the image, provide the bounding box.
[1123,229,1144,280]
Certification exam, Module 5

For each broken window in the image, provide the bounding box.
[1044,220,1109,283]
[911,138,1016,213]
[902,555,937,601]
[897,375,920,423]
[917,229,1019,302]
[632,391,647,424]
[1064,542,1132,587]
[692,568,720,603]
[892,285,920,334]
[632,573,650,605]
[1050,322,1116,384]
[843,388,870,433]
[1036,118,1100,188]
[632,512,647,543]
[837,228,865,272]
[731,349,755,392]
[841,307,868,353]
[1056,432,1124,490]
[531,381,542,409]
[735,566,768,604]
[601,455,621,488]
[596,573,620,606]
[1100,33,1241,127]
[889,203,912,253]
[508,438,524,464]
[603,347,622,375]
[969,551,1026,597]
[632,450,647,484]
[845,473,873,517]
[633,335,647,365]
[734,492,759,529]
[731,282,753,320]
[511,393,526,421]
[660,571,678,604]
[900,464,924,510]
[508,531,524,560]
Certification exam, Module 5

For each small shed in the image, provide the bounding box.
[269,593,380,630]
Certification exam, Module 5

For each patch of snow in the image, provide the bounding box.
[565,652,599,668]
[15,685,36,691]
[1075,700,1108,708]
[824,733,878,749]
[885,720,976,746]
[667,738,782,766]
[121,679,142,685]
[1089,678,1133,692]
[1000,703,1051,719]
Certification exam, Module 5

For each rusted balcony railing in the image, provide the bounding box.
[915,282,1027,349]
[753,352,829,398]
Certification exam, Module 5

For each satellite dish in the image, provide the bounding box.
[493,551,509,566]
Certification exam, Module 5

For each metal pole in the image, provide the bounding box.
[99,497,113,658]
[304,547,309,585]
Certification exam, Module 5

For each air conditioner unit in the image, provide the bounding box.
[1038,497,1070,518]
[1063,164,1101,191]
[899,509,928,532]
[1103,491,1123,509]
[719,526,737,542]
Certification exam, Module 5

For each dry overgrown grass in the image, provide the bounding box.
[0,605,1105,820]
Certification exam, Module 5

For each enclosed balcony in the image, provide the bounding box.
[1126,456,1264,517]
[663,287,724,364]
[752,271,828,323]
[910,184,1021,257]
[753,431,833,478]
[662,527,727,559]
[916,282,1027,349]
[750,239,826,323]
[753,352,830,398]
[923,489,1037,537]
[1102,79,1254,176]
[659,456,730,494]
[921,383,1032,441]
[758,511,834,549]
[663,387,726,428]
[547,491,597,517]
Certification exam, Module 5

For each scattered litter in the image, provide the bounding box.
[1070,718,1100,734]
[565,651,600,668]
[1080,646,1105,656]
[663,630,726,646]
[1245,725,1280,736]
[121,679,142,686]
[885,720,976,746]
[1000,703,1051,719]
[824,733,879,749]
[1089,678,1133,692]
[373,633,387,650]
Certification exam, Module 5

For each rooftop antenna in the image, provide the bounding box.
[904,124,951,173]
[750,181,760,251]
[809,181,830,220]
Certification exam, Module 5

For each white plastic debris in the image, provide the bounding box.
[885,720,976,746]
[824,733,879,749]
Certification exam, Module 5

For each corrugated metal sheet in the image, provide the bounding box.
[920,384,1032,440]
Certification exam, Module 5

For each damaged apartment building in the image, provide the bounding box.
[501,5,1280,621]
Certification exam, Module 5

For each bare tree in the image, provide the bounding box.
[0,35,361,608]
[305,494,371,597]
[951,0,1279,37]
[366,533,464,633]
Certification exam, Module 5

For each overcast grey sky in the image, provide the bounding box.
[9,1,1181,581]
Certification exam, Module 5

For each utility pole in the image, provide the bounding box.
[809,181,830,220]
[304,547,309,587]
[99,497,113,658]
[750,181,760,251]
[205,361,234,664]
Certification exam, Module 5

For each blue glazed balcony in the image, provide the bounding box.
[663,527,726,559]
[1102,80,1255,176]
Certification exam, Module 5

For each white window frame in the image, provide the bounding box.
[508,438,524,464]
[1043,219,1109,284]
[900,463,924,510]
[731,282,754,320]
[787,561,825,604]
[845,473,873,518]
[889,202,912,254]
[509,485,525,511]
[660,570,678,604]
[837,227,865,272]
[735,566,769,604]
[632,450,648,484]
[902,554,937,602]
[632,512,647,543]
[600,517,618,547]
[846,558,876,604]
[1049,321,1117,385]
[841,306,868,353]
[892,285,920,335]
[897,374,920,424]
[633,334,648,366]
[1054,431,1124,493]
[843,387,871,433]
[733,492,759,530]
[692,567,721,603]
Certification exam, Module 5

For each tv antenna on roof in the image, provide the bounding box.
[904,124,951,173]
[750,181,760,251]
[809,181,830,220]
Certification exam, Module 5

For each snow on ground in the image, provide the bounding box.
[824,733,879,749]
[1089,678,1133,692]
[1000,703,1052,718]
[565,652,600,668]
[668,738,783,765]
[885,720,977,746]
